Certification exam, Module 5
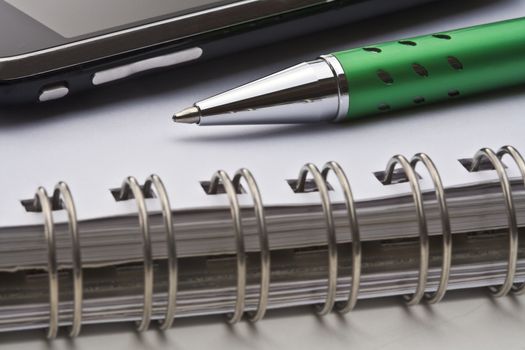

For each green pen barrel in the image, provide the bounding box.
[332,18,525,119]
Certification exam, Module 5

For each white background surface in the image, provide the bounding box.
[1,0,525,348]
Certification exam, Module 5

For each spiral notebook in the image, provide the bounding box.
[1,6,525,335]
[0,83,524,337]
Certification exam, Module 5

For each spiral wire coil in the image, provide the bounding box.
[468,147,523,297]
[294,162,362,314]
[496,146,525,295]
[32,182,82,339]
[116,176,155,331]
[411,154,452,304]
[26,146,525,337]
[294,163,339,315]
[207,168,270,323]
[232,169,270,322]
[323,161,361,313]
[380,155,430,305]
[143,175,178,330]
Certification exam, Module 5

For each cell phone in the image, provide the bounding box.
[0,0,435,105]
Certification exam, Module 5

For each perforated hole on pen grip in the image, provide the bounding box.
[377,103,391,112]
[399,40,417,46]
[447,56,463,70]
[377,69,394,85]
[435,34,451,40]
[373,36,468,110]
[412,63,429,77]
[448,89,460,98]
[363,47,382,53]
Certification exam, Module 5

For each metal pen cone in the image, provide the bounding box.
[170,56,348,126]
[173,106,201,124]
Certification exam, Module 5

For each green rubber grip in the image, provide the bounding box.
[332,17,525,119]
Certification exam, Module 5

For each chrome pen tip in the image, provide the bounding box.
[172,106,201,124]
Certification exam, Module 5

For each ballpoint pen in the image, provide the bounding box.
[173,17,525,126]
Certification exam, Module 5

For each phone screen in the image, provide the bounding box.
[5,0,237,38]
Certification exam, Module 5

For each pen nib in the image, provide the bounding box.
[172,106,201,124]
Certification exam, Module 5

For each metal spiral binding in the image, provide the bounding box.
[117,175,178,331]
[117,176,154,332]
[411,154,452,304]
[142,175,178,330]
[469,148,519,297]
[52,182,83,337]
[381,155,429,306]
[496,145,525,295]
[19,148,525,337]
[294,163,338,315]
[207,170,247,324]
[232,168,270,322]
[32,187,59,339]
[32,182,81,338]
[321,161,362,314]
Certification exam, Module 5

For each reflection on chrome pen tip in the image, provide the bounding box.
[172,106,201,124]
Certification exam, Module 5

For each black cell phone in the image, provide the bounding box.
[0,0,435,105]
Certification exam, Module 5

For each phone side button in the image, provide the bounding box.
[39,84,69,102]
[92,47,203,86]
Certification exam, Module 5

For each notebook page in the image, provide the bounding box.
[0,1,524,227]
